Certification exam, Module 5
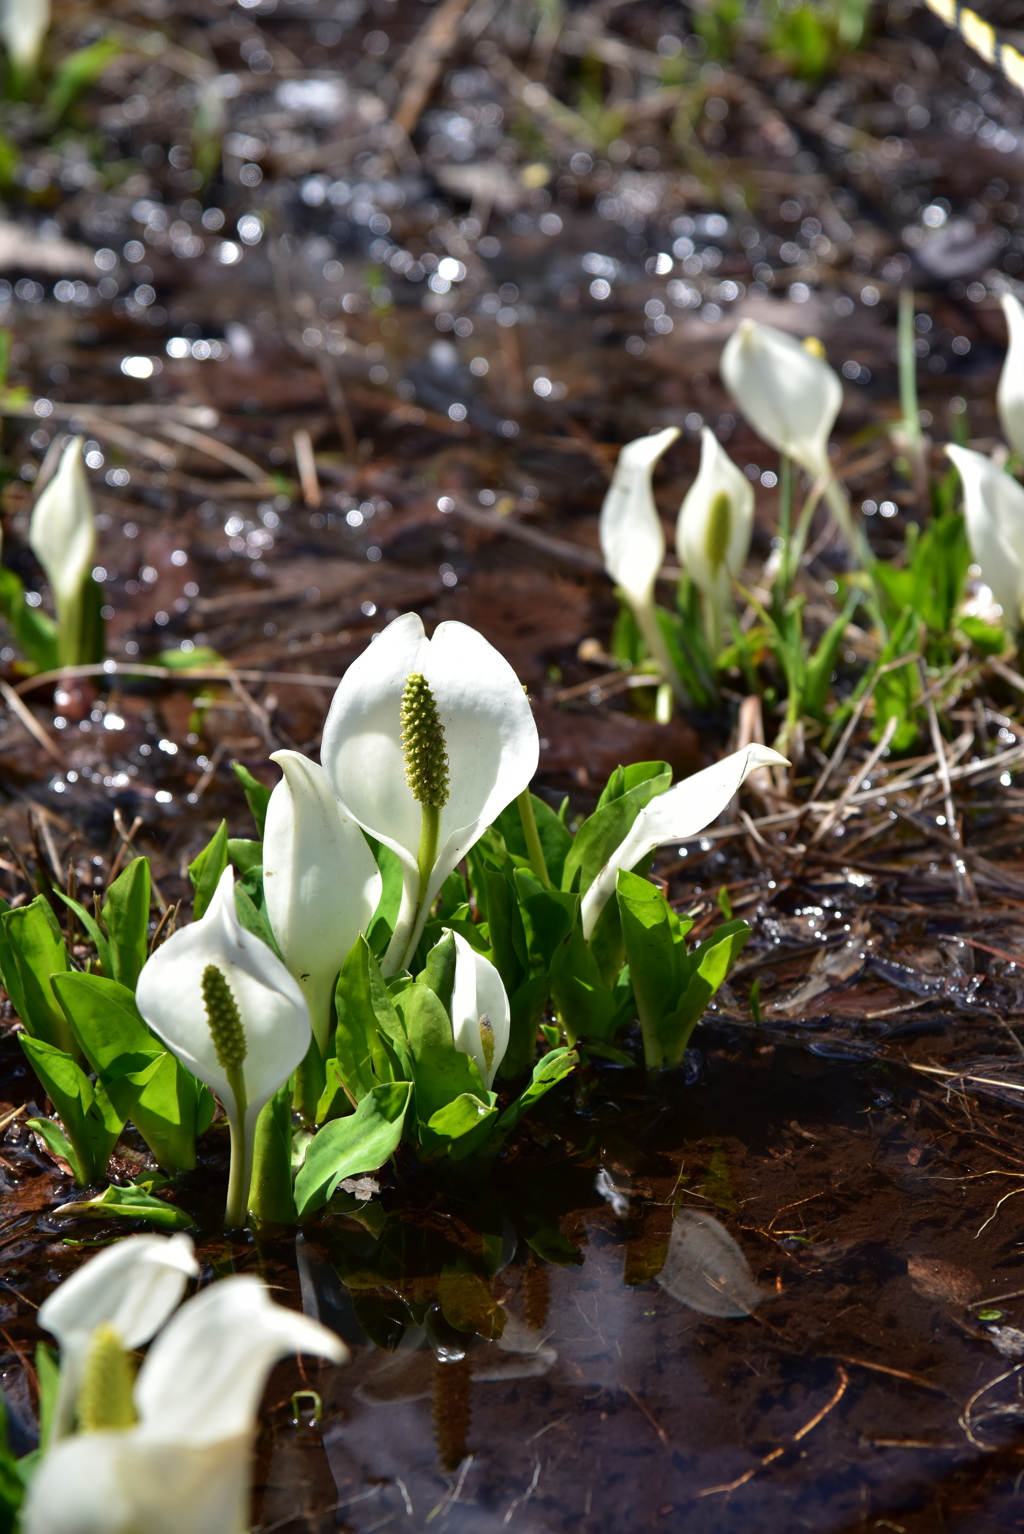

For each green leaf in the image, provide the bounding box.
[233,879,282,960]
[496,1048,578,1135]
[36,1342,60,1454]
[188,821,228,918]
[20,1036,124,1185]
[661,920,750,1065]
[562,765,671,894]
[294,1080,412,1220]
[2,897,76,1054]
[492,794,574,889]
[549,923,619,1043]
[803,589,860,721]
[399,983,486,1122]
[959,615,1006,656]
[46,36,123,121]
[52,1179,196,1230]
[249,1084,296,1225]
[421,1093,500,1161]
[52,973,212,1172]
[616,869,679,1069]
[322,936,399,1114]
[479,864,526,998]
[50,890,112,977]
[232,762,271,836]
[0,565,59,673]
[101,857,151,990]
[421,930,457,1018]
[227,838,263,875]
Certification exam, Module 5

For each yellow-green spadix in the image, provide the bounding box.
[676,427,754,653]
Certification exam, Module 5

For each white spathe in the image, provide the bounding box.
[946,443,1024,629]
[28,437,95,616]
[581,744,789,937]
[321,612,538,973]
[998,293,1024,459]
[136,866,311,1154]
[23,1275,346,1534]
[448,929,510,1089]
[39,1233,198,1442]
[0,0,50,71]
[721,320,842,486]
[598,427,679,610]
[676,427,754,648]
[263,749,382,1054]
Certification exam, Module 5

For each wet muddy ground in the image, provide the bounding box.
[5,0,1024,1527]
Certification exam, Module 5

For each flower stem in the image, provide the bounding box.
[517,788,551,886]
[634,600,690,709]
[224,1064,250,1229]
[394,802,442,973]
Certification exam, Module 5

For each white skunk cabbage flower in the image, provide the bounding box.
[263,749,382,1055]
[24,1274,345,1534]
[136,867,311,1225]
[581,744,789,938]
[321,612,538,976]
[947,443,1024,631]
[449,929,510,1089]
[39,1233,198,1443]
[721,319,853,545]
[676,427,755,653]
[599,426,688,704]
[0,0,50,74]
[998,293,1024,459]
[29,436,96,656]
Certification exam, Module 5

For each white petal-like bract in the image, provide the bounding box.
[448,929,510,1089]
[947,443,1024,629]
[998,293,1024,459]
[28,437,95,613]
[598,427,678,609]
[721,319,841,485]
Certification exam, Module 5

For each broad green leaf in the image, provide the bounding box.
[399,983,485,1122]
[0,565,59,674]
[514,873,576,971]
[661,920,750,1065]
[294,1080,411,1220]
[549,925,619,1043]
[480,863,526,996]
[46,37,123,121]
[232,762,271,836]
[20,1036,123,1185]
[102,857,150,990]
[188,820,228,918]
[421,1093,499,1161]
[617,869,678,1069]
[502,971,551,1082]
[233,879,282,959]
[562,765,671,894]
[436,1267,505,1340]
[53,1180,196,1230]
[227,838,263,875]
[2,897,76,1054]
[321,937,396,1114]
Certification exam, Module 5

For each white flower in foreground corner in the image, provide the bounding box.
[40,1233,198,1443]
[599,426,689,704]
[321,612,538,976]
[136,866,311,1225]
[0,0,50,74]
[581,744,789,938]
[263,749,382,1056]
[449,928,510,1089]
[29,437,95,639]
[24,1274,346,1534]
[946,443,1024,631]
[676,426,754,654]
[721,319,853,545]
[998,293,1024,459]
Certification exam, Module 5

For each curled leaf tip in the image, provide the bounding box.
[78,1323,136,1433]
[400,672,450,808]
[201,963,247,1070]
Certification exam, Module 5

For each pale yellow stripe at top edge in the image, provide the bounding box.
[960,9,999,65]
[924,0,957,25]
[1005,45,1024,91]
